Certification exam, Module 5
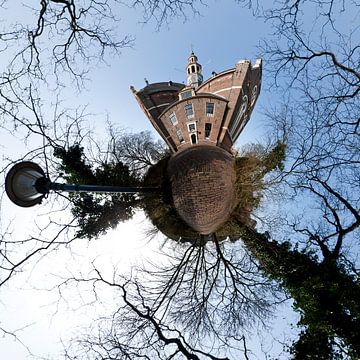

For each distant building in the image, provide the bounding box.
[131,52,262,153]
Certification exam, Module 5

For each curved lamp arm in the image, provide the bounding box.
[5,161,157,208]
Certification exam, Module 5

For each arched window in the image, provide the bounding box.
[229,95,248,137]
[250,85,258,106]
[205,123,212,138]
[191,65,195,73]
[191,133,197,144]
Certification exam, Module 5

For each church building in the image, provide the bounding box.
[132,52,262,235]
[131,52,262,153]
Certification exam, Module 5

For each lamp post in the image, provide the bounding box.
[5,161,157,208]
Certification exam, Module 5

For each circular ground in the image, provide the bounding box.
[167,145,237,234]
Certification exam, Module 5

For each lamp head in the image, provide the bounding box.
[5,161,49,207]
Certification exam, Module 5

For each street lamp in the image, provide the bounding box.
[5,161,156,208]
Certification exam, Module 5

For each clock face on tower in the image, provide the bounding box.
[189,73,203,85]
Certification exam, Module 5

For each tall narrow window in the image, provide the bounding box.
[205,123,212,138]
[206,102,214,116]
[191,133,197,144]
[229,95,248,138]
[169,112,178,125]
[250,85,258,106]
[184,104,194,118]
[176,128,184,143]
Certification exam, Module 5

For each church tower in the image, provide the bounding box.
[186,51,203,88]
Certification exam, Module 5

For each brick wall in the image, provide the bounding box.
[159,95,228,150]
[167,145,237,234]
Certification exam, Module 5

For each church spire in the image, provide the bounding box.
[186,51,203,88]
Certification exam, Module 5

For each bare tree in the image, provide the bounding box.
[0,93,92,286]
[109,129,169,175]
[258,0,359,260]
[0,0,132,82]
[249,1,360,356]
[135,236,281,344]
[0,1,358,358]
[59,268,258,360]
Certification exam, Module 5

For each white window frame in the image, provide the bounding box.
[190,133,198,145]
[179,89,194,100]
[184,103,194,118]
[169,112,178,125]
[205,102,215,117]
[205,123,212,139]
[187,122,197,133]
[250,85,258,106]
[229,95,248,138]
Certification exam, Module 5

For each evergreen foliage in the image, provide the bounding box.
[54,145,139,238]
[240,226,360,358]
[290,328,333,359]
